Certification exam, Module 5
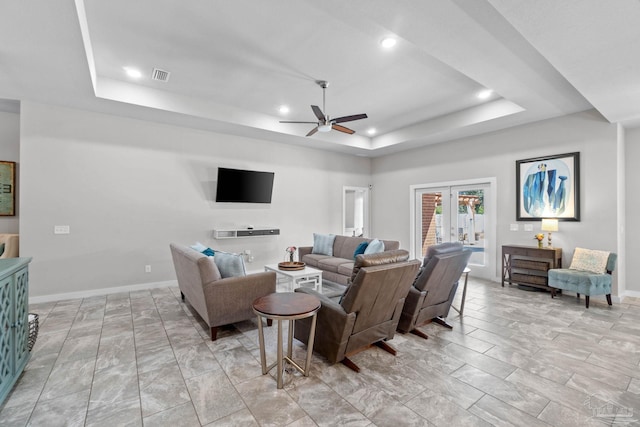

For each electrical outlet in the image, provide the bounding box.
[244,249,251,255]
[145,265,151,273]
[54,225,70,234]
[524,224,533,232]
[509,223,519,231]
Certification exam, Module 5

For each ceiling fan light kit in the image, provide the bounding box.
[280,80,368,137]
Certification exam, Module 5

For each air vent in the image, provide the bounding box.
[151,68,170,82]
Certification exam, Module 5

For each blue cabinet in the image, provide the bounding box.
[0,258,31,405]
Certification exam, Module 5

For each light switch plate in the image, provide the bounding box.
[509,223,519,231]
[54,225,70,234]
[524,224,533,232]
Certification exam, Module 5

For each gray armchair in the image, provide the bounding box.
[397,242,471,339]
[170,243,276,340]
[294,249,420,372]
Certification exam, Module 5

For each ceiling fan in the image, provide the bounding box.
[280,80,368,137]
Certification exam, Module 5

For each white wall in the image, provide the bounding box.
[371,110,622,293]
[19,102,370,297]
[626,127,640,294]
[0,110,20,233]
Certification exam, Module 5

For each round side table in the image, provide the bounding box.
[252,292,320,389]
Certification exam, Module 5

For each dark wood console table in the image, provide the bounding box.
[502,245,562,291]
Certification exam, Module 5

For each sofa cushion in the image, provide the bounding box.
[364,239,385,255]
[353,242,368,259]
[301,253,331,269]
[318,257,352,274]
[569,248,610,274]
[337,261,355,277]
[312,233,336,256]
[214,251,246,278]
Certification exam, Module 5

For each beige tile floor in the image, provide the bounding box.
[1,278,639,426]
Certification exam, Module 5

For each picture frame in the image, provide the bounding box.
[516,152,580,221]
[0,161,16,216]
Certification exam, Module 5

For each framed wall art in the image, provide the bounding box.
[0,161,16,216]
[516,152,580,221]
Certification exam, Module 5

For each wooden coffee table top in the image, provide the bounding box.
[253,292,320,316]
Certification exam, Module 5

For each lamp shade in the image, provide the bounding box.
[541,218,558,232]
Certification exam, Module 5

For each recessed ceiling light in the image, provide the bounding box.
[278,105,290,114]
[380,37,397,49]
[477,89,493,99]
[367,128,377,135]
[124,67,142,79]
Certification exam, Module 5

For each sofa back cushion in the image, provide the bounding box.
[332,235,400,260]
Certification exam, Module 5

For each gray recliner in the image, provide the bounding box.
[170,243,276,340]
[293,249,420,372]
[397,242,471,339]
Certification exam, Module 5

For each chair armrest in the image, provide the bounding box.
[294,287,356,363]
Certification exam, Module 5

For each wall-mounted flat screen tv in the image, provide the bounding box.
[215,167,275,203]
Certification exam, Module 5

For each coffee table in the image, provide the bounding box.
[253,292,320,389]
[264,264,323,293]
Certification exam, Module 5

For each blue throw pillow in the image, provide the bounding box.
[214,251,246,278]
[364,239,385,255]
[353,242,368,259]
[312,233,336,256]
[202,248,215,256]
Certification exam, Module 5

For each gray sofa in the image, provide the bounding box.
[170,243,276,340]
[298,235,400,286]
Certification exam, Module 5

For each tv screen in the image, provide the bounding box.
[215,167,275,203]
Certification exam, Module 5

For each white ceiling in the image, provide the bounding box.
[1,0,639,156]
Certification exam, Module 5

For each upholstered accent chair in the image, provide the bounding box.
[0,234,19,259]
[397,242,471,339]
[170,243,276,340]
[548,250,617,309]
[293,249,420,372]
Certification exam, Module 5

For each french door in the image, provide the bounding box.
[411,179,496,280]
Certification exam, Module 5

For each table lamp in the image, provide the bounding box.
[541,218,558,247]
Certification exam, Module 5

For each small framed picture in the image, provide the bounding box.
[0,161,16,216]
[516,152,579,221]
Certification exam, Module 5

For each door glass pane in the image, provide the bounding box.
[455,189,485,266]
[418,191,443,258]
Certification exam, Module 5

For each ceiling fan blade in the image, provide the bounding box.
[280,120,319,124]
[311,105,325,121]
[332,124,355,134]
[306,127,319,137]
[332,113,368,124]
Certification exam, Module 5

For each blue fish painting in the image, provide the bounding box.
[522,159,570,217]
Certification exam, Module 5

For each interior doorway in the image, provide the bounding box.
[343,186,370,237]
[410,178,496,280]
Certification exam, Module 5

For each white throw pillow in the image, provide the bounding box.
[569,248,610,274]
[364,239,385,255]
[312,233,336,256]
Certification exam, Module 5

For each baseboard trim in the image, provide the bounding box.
[624,290,640,299]
[29,280,178,304]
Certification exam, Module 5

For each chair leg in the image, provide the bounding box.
[267,319,273,327]
[210,326,218,341]
[181,292,185,301]
[410,328,429,340]
[606,294,612,306]
[585,296,590,309]
[550,288,556,298]
[375,340,397,356]
[341,357,360,373]
[433,317,453,329]
[576,293,580,299]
